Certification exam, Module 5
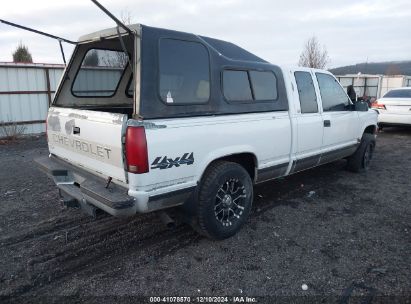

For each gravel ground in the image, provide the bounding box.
[0,128,410,303]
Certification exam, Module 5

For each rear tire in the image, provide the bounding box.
[347,133,376,172]
[194,161,253,240]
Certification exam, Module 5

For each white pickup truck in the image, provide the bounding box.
[36,24,378,239]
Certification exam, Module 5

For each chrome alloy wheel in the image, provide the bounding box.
[214,178,246,226]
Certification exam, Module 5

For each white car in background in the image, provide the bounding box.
[372,87,411,127]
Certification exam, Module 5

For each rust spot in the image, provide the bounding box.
[47,115,61,132]
[65,119,75,135]
[48,108,60,115]
[112,117,124,125]
[68,113,88,120]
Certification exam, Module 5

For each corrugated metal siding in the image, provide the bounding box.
[48,68,65,98]
[0,64,64,137]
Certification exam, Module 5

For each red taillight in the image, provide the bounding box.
[371,102,386,110]
[125,126,149,174]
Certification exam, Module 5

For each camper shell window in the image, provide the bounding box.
[223,70,253,101]
[53,34,134,112]
[72,48,128,98]
[158,39,210,105]
[249,71,278,101]
[222,69,278,102]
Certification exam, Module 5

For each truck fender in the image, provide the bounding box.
[195,145,258,184]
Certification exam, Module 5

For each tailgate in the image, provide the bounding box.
[47,107,127,182]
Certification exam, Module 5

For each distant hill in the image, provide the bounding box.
[329,61,411,76]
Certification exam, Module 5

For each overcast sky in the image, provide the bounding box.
[1,0,410,68]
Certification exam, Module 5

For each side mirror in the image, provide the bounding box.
[355,101,368,112]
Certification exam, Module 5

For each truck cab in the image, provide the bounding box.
[286,67,375,173]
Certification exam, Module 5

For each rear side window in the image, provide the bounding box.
[294,71,318,113]
[72,49,127,97]
[223,70,252,101]
[159,39,210,104]
[316,73,350,111]
[249,71,277,101]
[383,89,411,98]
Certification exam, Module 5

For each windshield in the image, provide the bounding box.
[383,89,411,98]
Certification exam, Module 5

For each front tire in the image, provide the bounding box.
[347,133,376,172]
[195,161,253,240]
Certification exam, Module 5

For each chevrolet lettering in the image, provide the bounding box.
[52,133,112,159]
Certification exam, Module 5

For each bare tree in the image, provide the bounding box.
[298,36,329,69]
[120,10,134,25]
[99,11,134,68]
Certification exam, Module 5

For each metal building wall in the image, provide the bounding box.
[336,75,381,99]
[404,77,411,87]
[0,63,64,136]
[380,76,407,97]
[336,74,411,99]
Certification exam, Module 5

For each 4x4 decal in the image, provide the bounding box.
[151,152,194,170]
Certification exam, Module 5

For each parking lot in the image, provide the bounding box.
[0,128,410,303]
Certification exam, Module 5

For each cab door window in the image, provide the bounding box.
[294,71,318,113]
[316,73,350,111]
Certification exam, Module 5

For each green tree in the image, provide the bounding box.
[12,42,33,63]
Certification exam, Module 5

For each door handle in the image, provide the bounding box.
[73,126,80,135]
[323,120,331,127]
